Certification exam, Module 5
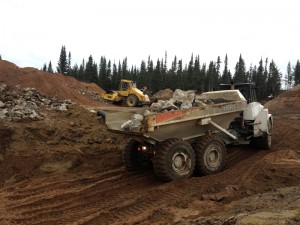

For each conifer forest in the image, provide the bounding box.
[42,45,300,100]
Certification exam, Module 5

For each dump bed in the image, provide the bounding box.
[105,90,247,142]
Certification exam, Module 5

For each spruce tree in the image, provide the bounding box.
[47,61,53,73]
[85,55,98,84]
[117,61,122,85]
[206,61,216,91]
[78,59,85,82]
[146,56,154,90]
[153,59,162,92]
[121,57,128,79]
[139,60,147,88]
[67,52,71,75]
[267,60,281,97]
[170,56,177,90]
[233,54,247,83]
[42,63,47,71]
[57,45,68,74]
[286,61,292,89]
[199,63,206,92]
[247,64,253,83]
[253,58,267,100]
[111,62,118,89]
[177,59,183,89]
[294,60,300,85]
[221,54,231,84]
[164,51,167,73]
[106,60,112,89]
[192,55,201,90]
[213,56,221,89]
[0,55,2,60]
[99,56,108,89]
[160,58,167,89]
[187,54,194,89]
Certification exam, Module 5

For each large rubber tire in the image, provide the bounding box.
[192,135,227,176]
[126,95,138,107]
[122,140,151,171]
[251,120,272,150]
[153,139,195,181]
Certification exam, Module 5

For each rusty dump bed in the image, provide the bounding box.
[105,90,247,142]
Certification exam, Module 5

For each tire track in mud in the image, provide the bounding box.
[4,167,123,201]
[1,168,124,223]
[82,148,272,225]
[1,169,160,225]
[1,148,272,225]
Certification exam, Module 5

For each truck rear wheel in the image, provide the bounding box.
[126,95,138,107]
[122,140,151,171]
[193,135,227,175]
[153,139,195,181]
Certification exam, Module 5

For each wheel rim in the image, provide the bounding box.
[129,99,134,104]
[127,96,136,106]
[171,151,191,175]
[204,144,221,168]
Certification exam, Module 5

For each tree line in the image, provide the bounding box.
[41,45,300,100]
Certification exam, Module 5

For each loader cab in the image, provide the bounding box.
[119,79,137,91]
[220,83,257,103]
[120,80,128,91]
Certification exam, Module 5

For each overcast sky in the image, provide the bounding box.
[1,0,299,74]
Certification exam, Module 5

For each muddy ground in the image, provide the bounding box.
[0,61,300,225]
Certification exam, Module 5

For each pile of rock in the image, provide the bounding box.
[150,89,196,112]
[68,84,105,102]
[0,83,73,121]
[121,89,207,131]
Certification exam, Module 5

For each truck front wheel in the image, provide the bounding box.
[153,139,195,181]
[126,95,138,107]
[122,140,151,171]
[251,119,272,150]
[193,135,227,175]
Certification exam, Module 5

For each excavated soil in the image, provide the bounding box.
[0,61,300,225]
[0,60,107,107]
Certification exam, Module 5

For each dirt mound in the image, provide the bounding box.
[265,84,300,116]
[0,104,127,185]
[0,60,106,107]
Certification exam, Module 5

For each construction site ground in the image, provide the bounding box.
[0,60,300,225]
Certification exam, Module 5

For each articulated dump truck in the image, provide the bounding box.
[105,86,272,181]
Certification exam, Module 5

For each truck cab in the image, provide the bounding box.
[220,82,272,149]
[219,83,257,103]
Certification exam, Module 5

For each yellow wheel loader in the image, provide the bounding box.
[101,80,150,107]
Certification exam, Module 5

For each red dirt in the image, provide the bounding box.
[0,60,106,107]
[0,60,300,225]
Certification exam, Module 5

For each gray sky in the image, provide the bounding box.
[1,0,300,74]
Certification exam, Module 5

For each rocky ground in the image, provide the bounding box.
[0,60,300,225]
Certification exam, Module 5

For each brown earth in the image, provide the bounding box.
[0,60,107,107]
[0,61,300,225]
